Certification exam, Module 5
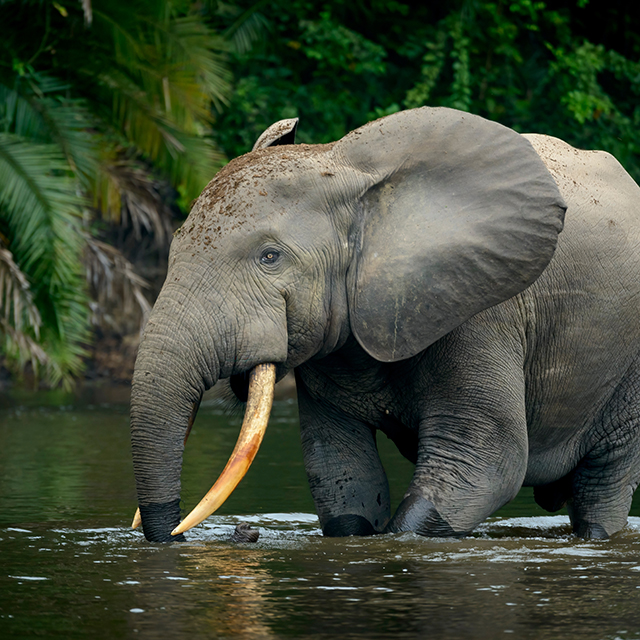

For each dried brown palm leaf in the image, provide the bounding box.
[96,159,174,249]
[0,317,48,367]
[0,244,41,336]
[0,243,48,371]
[84,237,152,335]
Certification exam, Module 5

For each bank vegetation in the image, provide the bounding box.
[0,0,637,386]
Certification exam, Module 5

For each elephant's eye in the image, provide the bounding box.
[260,250,280,265]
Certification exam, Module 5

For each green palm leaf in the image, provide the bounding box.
[87,5,229,202]
[0,0,234,386]
[0,74,102,191]
[217,0,270,55]
[0,132,90,386]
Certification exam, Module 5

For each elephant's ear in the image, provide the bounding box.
[337,107,566,362]
[252,118,299,151]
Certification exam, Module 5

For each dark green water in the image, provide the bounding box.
[1,385,640,639]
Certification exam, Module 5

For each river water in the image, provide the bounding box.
[1,384,640,639]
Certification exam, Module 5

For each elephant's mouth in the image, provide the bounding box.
[230,363,290,403]
[230,371,251,403]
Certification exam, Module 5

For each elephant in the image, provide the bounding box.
[130,106,640,543]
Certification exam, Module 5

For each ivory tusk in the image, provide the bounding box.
[171,362,276,536]
[131,397,201,531]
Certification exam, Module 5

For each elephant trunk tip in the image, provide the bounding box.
[138,499,186,543]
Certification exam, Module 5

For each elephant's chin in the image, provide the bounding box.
[230,371,251,403]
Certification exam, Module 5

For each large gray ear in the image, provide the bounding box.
[337,107,566,362]
[252,118,298,151]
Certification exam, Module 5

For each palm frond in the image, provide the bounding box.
[86,5,229,202]
[0,133,85,278]
[95,68,223,201]
[1,318,48,369]
[96,158,174,248]
[98,68,187,158]
[0,0,234,385]
[38,98,101,192]
[84,237,151,334]
[0,242,41,335]
[166,16,232,111]
[219,0,270,55]
[0,240,50,375]
[0,82,47,140]
[93,7,231,112]
[0,74,102,193]
[0,132,90,385]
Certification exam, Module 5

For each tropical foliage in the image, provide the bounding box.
[0,0,230,386]
[211,0,640,186]
[0,0,638,386]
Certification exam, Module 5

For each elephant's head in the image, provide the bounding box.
[130,107,566,541]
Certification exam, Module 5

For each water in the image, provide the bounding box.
[1,385,640,639]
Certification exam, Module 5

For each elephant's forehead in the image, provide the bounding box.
[175,143,336,250]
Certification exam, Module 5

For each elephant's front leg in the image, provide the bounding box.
[386,410,527,536]
[296,379,391,536]
[387,330,530,537]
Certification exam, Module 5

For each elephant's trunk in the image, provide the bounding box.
[130,282,279,542]
[130,289,219,542]
[131,364,276,537]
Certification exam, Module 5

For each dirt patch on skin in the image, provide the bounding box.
[174,142,337,252]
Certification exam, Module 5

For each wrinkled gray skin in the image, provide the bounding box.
[131,107,640,542]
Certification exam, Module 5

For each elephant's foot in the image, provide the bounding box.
[567,491,626,539]
[386,494,469,537]
[323,514,377,537]
[572,520,610,539]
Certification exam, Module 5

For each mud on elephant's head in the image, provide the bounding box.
[130,107,565,542]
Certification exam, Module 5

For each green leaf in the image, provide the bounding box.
[0,132,90,385]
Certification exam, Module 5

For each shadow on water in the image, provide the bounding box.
[1,384,640,639]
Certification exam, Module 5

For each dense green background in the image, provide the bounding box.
[0,0,638,385]
[211,0,640,175]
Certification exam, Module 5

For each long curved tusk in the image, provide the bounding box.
[131,396,202,530]
[171,363,276,536]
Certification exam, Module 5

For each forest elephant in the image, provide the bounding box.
[130,107,640,542]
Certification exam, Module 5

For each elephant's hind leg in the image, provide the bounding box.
[568,371,640,539]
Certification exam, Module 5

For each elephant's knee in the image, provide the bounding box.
[322,514,377,537]
[386,494,468,537]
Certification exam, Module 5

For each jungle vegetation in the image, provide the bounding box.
[0,0,638,386]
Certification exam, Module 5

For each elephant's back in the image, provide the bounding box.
[519,134,640,482]
[524,133,640,241]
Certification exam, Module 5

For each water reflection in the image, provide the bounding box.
[2,389,640,638]
[4,515,640,639]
